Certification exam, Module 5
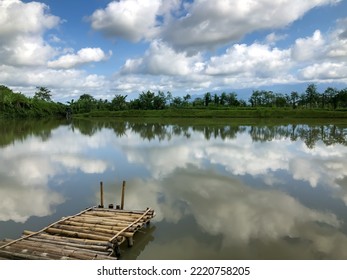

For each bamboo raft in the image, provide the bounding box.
[0,181,155,260]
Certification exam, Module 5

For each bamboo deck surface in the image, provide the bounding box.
[0,207,155,260]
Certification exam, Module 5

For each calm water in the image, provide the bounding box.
[1,118,347,259]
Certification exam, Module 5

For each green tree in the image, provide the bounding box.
[111,94,128,110]
[324,87,339,109]
[153,91,166,110]
[183,94,191,107]
[290,91,299,109]
[138,90,155,109]
[204,92,212,107]
[77,93,96,113]
[225,92,239,107]
[34,87,52,102]
[305,84,319,109]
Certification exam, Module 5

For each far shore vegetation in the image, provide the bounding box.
[1,84,347,119]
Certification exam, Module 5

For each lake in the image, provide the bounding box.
[0,118,347,259]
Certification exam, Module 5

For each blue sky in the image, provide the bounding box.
[1,0,347,102]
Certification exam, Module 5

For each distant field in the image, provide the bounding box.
[73,108,347,119]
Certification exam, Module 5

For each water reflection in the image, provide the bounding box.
[127,168,347,259]
[0,118,347,259]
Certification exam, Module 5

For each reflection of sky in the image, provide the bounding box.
[1,122,347,259]
[123,168,347,259]
[0,126,110,223]
[121,127,347,192]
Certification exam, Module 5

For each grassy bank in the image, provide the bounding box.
[74,108,347,119]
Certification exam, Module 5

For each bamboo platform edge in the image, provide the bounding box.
[0,206,155,260]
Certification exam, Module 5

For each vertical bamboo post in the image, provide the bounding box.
[100,181,104,208]
[121,180,126,210]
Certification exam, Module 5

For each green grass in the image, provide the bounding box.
[74,108,347,119]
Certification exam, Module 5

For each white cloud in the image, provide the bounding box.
[125,169,340,247]
[0,0,60,66]
[299,62,347,80]
[89,0,162,42]
[48,48,111,69]
[0,1,111,101]
[120,40,203,76]
[205,43,291,77]
[293,27,347,81]
[0,65,108,95]
[292,30,326,62]
[0,0,60,38]
[161,0,340,52]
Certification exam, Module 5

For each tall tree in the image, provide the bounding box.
[290,91,299,109]
[305,84,319,109]
[204,92,212,107]
[111,94,127,110]
[34,87,52,102]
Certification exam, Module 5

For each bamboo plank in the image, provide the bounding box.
[61,220,137,232]
[32,233,112,247]
[27,237,110,253]
[45,227,111,241]
[82,213,146,223]
[52,224,114,238]
[80,215,140,223]
[0,206,95,250]
[5,240,113,260]
[0,206,155,259]
[1,243,79,260]
[0,249,60,260]
[110,208,152,243]
[53,224,134,238]
[92,208,155,216]
[69,216,144,228]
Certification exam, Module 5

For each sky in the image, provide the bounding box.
[0,0,347,102]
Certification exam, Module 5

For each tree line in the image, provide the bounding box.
[1,83,347,118]
[0,85,66,118]
[68,83,347,114]
[70,119,347,149]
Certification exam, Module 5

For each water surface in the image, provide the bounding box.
[0,118,347,259]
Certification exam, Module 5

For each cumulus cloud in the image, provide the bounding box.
[291,30,326,62]
[292,26,347,81]
[0,0,112,100]
[0,0,59,66]
[88,0,340,52]
[89,0,162,42]
[0,65,108,94]
[121,40,203,76]
[205,43,291,77]
[299,62,347,80]
[124,168,340,249]
[161,0,340,52]
[48,48,111,69]
[0,0,60,38]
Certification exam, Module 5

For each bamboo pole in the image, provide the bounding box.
[45,228,111,241]
[85,210,152,220]
[83,213,147,223]
[100,181,104,208]
[0,249,59,260]
[92,208,154,216]
[69,216,140,229]
[109,208,152,243]
[29,232,112,247]
[69,215,142,226]
[52,224,114,238]
[121,180,126,210]
[27,237,110,253]
[0,207,95,250]
[5,239,111,258]
[53,224,134,238]
[61,220,137,232]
